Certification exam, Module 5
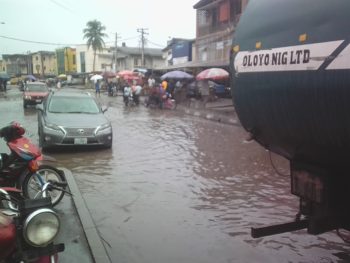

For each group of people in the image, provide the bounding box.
[123,82,143,106]
[91,74,216,109]
[145,77,182,108]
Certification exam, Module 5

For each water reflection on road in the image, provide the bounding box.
[1,89,349,263]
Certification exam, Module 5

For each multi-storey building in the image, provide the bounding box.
[31,51,57,77]
[2,54,30,76]
[162,38,195,67]
[193,0,249,68]
[56,47,77,75]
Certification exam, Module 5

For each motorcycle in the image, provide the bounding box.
[144,93,177,110]
[0,187,64,262]
[0,122,66,206]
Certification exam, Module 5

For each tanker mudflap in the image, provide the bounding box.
[308,216,341,235]
[251,219,308,238]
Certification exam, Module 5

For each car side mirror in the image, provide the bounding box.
[36,104,44,111]
[101,106,108,113]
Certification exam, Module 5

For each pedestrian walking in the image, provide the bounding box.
[3,80,7,92]
[198,80,210,108]
[133,84,142,105]
[95,80,101,97]
[56,80,62,89]
[123,83,132,106]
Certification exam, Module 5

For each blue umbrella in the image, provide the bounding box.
[160,70,193,80]
[0,72,10,80]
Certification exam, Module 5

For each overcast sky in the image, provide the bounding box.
[0,0,199,56]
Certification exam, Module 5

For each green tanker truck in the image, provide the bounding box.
[231,0,350,237]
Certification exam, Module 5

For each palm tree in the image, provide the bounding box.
[83,20,107,72]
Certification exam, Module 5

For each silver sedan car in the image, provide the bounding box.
[37,91,113,150]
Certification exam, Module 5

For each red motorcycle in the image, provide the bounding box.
[0,122,66,206]
[0,187,64,262]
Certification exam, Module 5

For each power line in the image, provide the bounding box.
[0,35,79,46]
[147,40,165,48]
[49,0,74,14]
[0,34,140,47]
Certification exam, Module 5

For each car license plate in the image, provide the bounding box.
[36,99,41,103]
[74,138,87,144]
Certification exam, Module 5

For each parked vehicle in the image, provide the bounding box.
[0,188,64,262]
[23,82,50,108]
[37,91,113,149]
[0,122,66,206]
[208,81,231,98]
[231,0,350,238]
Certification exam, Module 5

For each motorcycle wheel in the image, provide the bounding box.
[22,165,66,206]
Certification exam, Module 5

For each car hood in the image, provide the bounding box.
[24,91,48,97]
[46,112,109,128]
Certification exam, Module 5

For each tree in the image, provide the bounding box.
[83,20,107,72]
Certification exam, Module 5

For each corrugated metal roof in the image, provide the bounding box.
[112,46,163,57]
[156,58,229,70]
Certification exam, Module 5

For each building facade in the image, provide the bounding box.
[2,54,30,76]
[193,0,249,67]
[75,44,114,73]
[56,47,77,75]
[0,60,5,72]
[31,51,57,77]
[76,43,164,73]
[162,38,194,67]
[115,43,163,71]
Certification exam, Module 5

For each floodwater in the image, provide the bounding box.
[1,88,349,263]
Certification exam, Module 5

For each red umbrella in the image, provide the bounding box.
[117,70,135,77]
[196,68,229,81]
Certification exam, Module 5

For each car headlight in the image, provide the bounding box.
[44,122,64,133]
[23,208,60,247]
[95,123,112,134]
[25,95,31,99]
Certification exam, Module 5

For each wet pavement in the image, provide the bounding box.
[1,86,350,263]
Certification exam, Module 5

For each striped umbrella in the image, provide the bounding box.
[196,68,229,81]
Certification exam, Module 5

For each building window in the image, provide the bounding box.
[36,56,38,61]
[197,10,209,26]
[43,56,46,61]
[134,58,139,66]
[73,55,76,64]
[219,1,230,22]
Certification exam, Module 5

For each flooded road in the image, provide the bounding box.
[1,88,349,263]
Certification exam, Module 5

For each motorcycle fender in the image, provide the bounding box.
[0,187,22,193]
[18,169,31,188]
[34,254,58,263]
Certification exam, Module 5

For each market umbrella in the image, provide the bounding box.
[102,71,116,78]
[196,68,229,81]
[0,72,10,80]
[117,70,134,77]
[58,74,67,79]
[26,74,36,81]
[90,74,103,81]
[160,70,193,80]
[123,75,140,81]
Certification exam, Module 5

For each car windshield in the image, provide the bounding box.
[26,84,48,92]
[48,96,100,114]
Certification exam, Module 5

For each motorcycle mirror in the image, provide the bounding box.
[101,106,108,113]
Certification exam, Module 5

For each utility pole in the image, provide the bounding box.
[137,28,148,67]
[114,32,121,72]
